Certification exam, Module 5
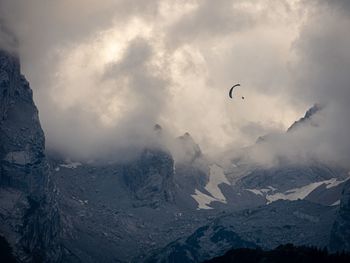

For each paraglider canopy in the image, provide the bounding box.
[229,84,241,98]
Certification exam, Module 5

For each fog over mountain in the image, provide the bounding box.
[1,2,350,262]
[0,0,349,167]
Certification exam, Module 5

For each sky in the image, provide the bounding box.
[0,0,349,167]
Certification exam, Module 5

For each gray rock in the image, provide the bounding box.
[123,148,176,207]
[0,50,61,262]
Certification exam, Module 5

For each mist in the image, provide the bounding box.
[0,0,349,167]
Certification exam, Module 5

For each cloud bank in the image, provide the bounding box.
[0,0,349,167]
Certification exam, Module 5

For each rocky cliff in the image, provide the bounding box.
[0,50,61,262]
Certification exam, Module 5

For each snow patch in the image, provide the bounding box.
[331,200,340,206]
[60,161,82,169]
[191,164,230,210]
[266,181,327,204]
[78,199,89,205]
[205,164,230,202]
[325,177,350,189]
[268,186,277,191]
[246,187,275,196]
[246,178,349,204]
[246,189,264,196]
[191,189,216,210]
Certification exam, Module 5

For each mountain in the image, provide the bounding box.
[50,138,216,262]
[0,50,61,261]
[122,148,175,207]
[145,200,337,262]
[1,47,349,262]
[287,103,322,132]
[143,105,350,262]
[51,104,349,262]
[217,104,349,209]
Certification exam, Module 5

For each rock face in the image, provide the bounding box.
[173,133,210,210]
[51,151,213,262]
[0,50,61,262]
[123,148,176,207]
[330,180,350,251]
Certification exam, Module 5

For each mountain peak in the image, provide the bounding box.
[178,132,193,141]
[175,132,202,163]
[287,103,323,132]
[153,123,162,131]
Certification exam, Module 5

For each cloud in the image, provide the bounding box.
[166,0,254,48]
[0,22,17,53]
[283,0,350,167]
[0,0,349,167]
[38,35,170,160]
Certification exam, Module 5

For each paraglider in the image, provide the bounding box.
[229,84,241,99]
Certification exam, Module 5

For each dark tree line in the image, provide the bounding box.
[0,235,17,263]
[205,244,350,263]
